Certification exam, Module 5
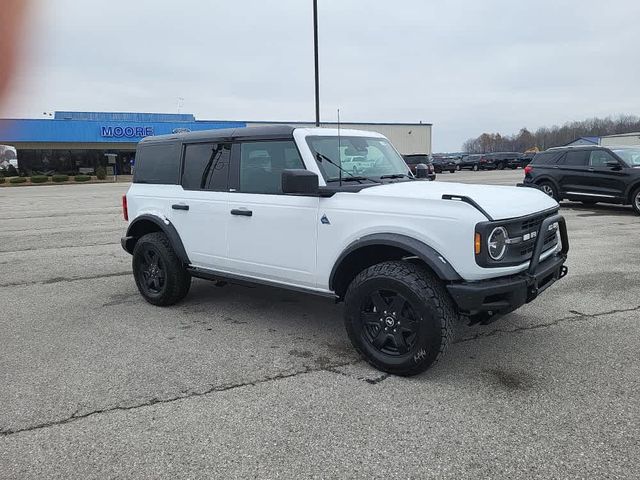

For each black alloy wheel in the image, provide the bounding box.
[132,232,191,306]
[344,261,456,376]
[360,289,419,356]
[138,247,166,295]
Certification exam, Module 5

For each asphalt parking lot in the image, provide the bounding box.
[1,170,638,479]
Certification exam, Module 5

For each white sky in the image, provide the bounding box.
[4,0,640,151]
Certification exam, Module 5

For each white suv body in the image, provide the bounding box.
[122,126,569,375]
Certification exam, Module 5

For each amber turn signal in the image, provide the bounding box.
[475,232,481,255]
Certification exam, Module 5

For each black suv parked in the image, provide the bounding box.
[402,154,436,180]
[479,152,522,170]
[459,154,481,171]
[523,145,640,215]
[431,155,457,173]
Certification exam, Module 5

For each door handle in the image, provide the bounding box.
[587,168,595,172]
[172,204,189,211]
[230,208,252,217]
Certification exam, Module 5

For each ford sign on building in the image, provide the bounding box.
[0,111,432,175]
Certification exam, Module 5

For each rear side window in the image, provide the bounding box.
[133,143,180,184]
[181,143,231,191]
[531,152,557,165]
[562,150,589,166]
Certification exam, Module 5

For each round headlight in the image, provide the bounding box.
[488,226,508,260]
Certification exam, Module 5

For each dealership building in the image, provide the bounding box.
[0,111,432,174]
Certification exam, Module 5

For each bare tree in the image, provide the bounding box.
[461,114,640,152]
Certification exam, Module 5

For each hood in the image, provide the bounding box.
[358,181,558,220]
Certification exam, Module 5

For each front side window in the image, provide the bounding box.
[562,150,589,166]
[589,150,617,168]
[239,140,304,194]
[611,147,640,166]
[306,136,409,181]
[182,143,231,191]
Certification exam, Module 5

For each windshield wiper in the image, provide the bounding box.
[315,152,381,184]
[379,173,413,180]
[326,176,375,183]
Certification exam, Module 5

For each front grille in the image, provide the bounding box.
[507,210,558,264]
[519,231,557,257]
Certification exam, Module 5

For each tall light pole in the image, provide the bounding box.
[313,0,320,126]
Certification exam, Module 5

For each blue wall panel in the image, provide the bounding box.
[0,117,246,144]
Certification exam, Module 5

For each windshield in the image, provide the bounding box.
[306,136,410,181]
[612,147,640,166]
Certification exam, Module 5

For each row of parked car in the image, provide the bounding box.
[403,152,537,175]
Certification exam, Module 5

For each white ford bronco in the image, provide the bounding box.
[121,126,569,375]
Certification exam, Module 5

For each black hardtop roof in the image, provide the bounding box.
[139,125,296,145]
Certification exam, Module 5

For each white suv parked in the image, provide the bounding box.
[121,126,569,375]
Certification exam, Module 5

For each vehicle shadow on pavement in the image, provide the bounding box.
[560,201,633,216]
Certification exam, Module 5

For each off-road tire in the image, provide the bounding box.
[631,186,640,216]
[132,232,191,306]
[344,261,456,376]
[538,180,559,201]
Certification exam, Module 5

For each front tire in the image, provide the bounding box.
[344,261,456,376]
[132,232,191,306]
[632,186,640,216]
[472,164,479,171]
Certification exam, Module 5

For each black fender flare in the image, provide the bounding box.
[329,233,462,291]
[122,214,190,265]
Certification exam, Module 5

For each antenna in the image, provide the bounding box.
[337,108,342,186]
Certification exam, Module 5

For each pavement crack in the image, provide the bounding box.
[456,305,640,343]
[0,359,360,438]
[0,271,131,288]
[324,363,389,385]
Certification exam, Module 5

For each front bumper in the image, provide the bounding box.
[447,213,569,323]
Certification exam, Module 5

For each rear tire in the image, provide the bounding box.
[344,261,456,376]
[449,169,456,173]
[631,186,640,216]
[497,162,506,170]
[538,181,559,201]
[132,232,191,306]
[472,164,479,171]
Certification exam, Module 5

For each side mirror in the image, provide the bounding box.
[415,163,429,179]
[606,160,622,170]
[282,169,319,195]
